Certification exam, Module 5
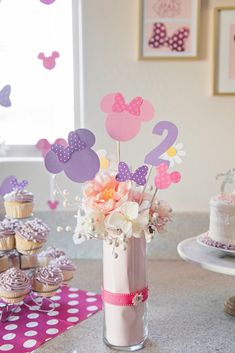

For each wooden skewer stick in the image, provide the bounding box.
[150,188,158,207]
[139,165,153,205]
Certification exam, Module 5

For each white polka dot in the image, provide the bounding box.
[46,328,59,335]
[68,300,78,306]
[47,310,59,317]
[27,313,39,319]
[8,316,19,322]
[86,292,96,296]
[68,293,79,298]
[0,344,14,351]
[12,307,21,313]
[29,305,40,311]
[46,319,59,325]
[49,302,60,308]
[24,330,38,337]
[87,306,98,312]
[67,308,79,314]
[56,289,62,293]
[67,317,79,323]
[2,333,16,340]
[67,326,73,330]
[69,287,78,292]
[4,325,17,331]
[86,297,97,302]
[45,337,52,342]
[23,339,37,348]
[87,313,92,317]
[26,322,38,328]
[50,296,61,301]
[0,302,5,307]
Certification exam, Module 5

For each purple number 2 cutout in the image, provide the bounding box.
[144,121,178,167]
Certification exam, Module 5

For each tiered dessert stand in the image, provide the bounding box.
[177,235,235,316]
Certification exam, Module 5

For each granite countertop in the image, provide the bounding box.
[36,259,235,353]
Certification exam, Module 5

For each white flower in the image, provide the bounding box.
[160,142,185,167]
[73,209,105,244]
[105,201,149,238]
[96,149,117,171]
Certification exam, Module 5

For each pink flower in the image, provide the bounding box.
[82,172,131,215]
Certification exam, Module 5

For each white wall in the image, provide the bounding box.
[81,0,235,212]
[1,0,235,213]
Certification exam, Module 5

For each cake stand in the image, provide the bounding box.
[177,237,235,316]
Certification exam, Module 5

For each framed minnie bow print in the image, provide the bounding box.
[213,7,235,95]
[138,0,201,59]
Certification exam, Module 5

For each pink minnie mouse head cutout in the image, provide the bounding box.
[155,163,181,190]
[44,129,100,183]
[36,138,67,157]
[100,92,155,142]
[38,51,60,70]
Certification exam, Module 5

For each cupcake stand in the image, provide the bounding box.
[177,236,235,316]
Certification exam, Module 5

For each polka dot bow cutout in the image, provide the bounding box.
[0,286,102,353]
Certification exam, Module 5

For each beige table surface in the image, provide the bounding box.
[35,260,235,353]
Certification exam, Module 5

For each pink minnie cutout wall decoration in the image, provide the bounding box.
[44,129,100,183]
[38,51,60,70]
[100,92,155,142]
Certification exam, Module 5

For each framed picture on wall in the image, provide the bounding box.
[213,7,235,95]
[138,0,201,60]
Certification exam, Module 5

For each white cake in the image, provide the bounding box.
[208,194,235,246]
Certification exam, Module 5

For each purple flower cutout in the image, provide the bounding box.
[116,162,148,186]
[44,129,100,183]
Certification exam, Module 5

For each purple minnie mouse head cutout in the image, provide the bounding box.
[44,129,100,183]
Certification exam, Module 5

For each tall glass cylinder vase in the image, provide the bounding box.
[103,236,148,351]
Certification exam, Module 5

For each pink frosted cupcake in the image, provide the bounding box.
[0,218,22,251]
[38,246,66,266]
[50,256,77,281]
[0,252,9,273]
[0,268,31,304]
[31,265,63,297]
[4,179,34,219]
[15,218,50,254]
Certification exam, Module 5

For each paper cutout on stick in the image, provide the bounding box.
[38,51,60,70]
[101,92,155,142]
[47,199,59,210]
[44,129,100,183]
[116,162,148,186]
[155,163,181,189]
[36,138,67,157]
[0,176,15,196]
[145,121,178,167]
[0,85,11,107]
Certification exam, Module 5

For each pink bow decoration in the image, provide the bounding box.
[112,93,143,116]
[47,200,59,210]
[149,23,190,52]
[155,163,181,189]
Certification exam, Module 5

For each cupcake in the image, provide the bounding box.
[0,268,31,304]
[0,252,9,272]
[31,265,63,297]
[0,218,22,251]
[15,218,50,255]
[38,246,66,266]
[7,249,20,268]
[50,256,77,281]
[4,178,34,219]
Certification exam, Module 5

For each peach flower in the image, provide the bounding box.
[82,172,131,215]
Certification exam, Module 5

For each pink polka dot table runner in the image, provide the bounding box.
[0,286,102,353]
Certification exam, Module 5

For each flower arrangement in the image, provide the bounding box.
[42,91,185,350]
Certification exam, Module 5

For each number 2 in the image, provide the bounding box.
[144,121,178,167]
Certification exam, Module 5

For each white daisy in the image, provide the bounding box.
[161,142,185,167]
[96,149,117,171]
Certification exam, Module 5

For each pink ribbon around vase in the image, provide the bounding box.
[102,286,148,306]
